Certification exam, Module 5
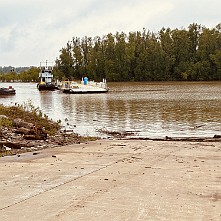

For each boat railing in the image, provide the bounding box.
[80,78,107,89]
[59,78,108,91]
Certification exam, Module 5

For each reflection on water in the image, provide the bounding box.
[0,82,220,138]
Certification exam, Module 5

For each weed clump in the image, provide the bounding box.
[0,101,60,135]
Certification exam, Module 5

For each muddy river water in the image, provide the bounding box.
[1,81,220,138]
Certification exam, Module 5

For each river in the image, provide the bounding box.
[1,81,220,138]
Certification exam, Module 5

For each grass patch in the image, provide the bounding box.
[0,117,13,128]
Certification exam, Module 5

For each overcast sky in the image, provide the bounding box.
[0,0,220,67]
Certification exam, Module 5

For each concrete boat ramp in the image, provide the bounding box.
[0,140,220,220]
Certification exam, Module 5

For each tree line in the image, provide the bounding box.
[0,66,29,74]
[54,23,221,81]
[1,23,221,82]
[0,67,39,82]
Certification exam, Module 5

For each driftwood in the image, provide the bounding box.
[97,128,221,142]
[97,128,138,138]
[23,134,47,140]
[128,135,221,142]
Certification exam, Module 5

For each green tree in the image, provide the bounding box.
[159,28,175,80]
[56,42,74,80]
[171,29,191,80]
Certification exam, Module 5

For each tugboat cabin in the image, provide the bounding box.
[39,66,53,84]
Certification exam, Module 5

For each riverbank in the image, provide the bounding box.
[0,139,220,220]
[0,103,98,157]
[0,124,97,157]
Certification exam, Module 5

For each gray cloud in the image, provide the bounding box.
[0,0,220,66]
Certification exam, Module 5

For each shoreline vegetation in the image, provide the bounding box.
[55,23,221,82]
[0,102,98,157]
[1,103,220,157]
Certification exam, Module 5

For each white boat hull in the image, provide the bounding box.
[60,79,108,94]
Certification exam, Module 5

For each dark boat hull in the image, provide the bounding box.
[0,88,16,95]
[37,83,57,91]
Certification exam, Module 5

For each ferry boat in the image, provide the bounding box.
[0,86,16,95]
[37,61,57,91]
[59,77,108,94]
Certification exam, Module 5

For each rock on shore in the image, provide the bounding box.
[0,118,93,156]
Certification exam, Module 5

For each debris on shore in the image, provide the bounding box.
[128,135,221,142]
[97,127,221,142]
[96,127,139,138]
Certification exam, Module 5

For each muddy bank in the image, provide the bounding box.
[0,118,98,157]
[98,128,221,142]
[128,135,221,142]
[1,126,221,157]
[1,118,220,157]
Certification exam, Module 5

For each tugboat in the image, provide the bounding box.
[37,61,56,91]
[0,85,16,95]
